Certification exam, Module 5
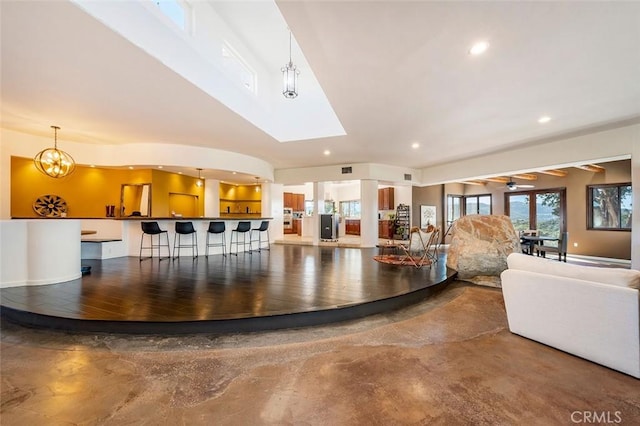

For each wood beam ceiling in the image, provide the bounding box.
[538,169,568,177]
[574,164,605,173]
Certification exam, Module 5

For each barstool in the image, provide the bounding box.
[229,221,251,255]
[250,221,270,252]
[140,221,171,261]
[205,221,226,257]
[173,221,198,259]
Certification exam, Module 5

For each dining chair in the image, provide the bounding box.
[534,231,568,262]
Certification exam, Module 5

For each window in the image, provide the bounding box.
[222,42,257,94]
[587,183,632,230]
[340,200,361,218]
[505,188,566,237]
[465,194,492,215]
[153,0,189,31]
[447,194,492,225]
[447,195,462,225]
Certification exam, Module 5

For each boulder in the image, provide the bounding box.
[446,215,520,287]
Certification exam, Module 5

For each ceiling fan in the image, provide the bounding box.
[506,178,535,191]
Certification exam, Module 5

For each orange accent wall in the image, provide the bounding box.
[219,182,261,214]
[10,157,203,218]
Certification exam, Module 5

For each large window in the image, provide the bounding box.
[587,183,632,230]
[340,200,361,218]
[505,188,566,237]
[447,194,492,225]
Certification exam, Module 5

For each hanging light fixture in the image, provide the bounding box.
[34,126,76,178]
[281,30,300,99]
[196,168,204,187]
[254,176,261,192]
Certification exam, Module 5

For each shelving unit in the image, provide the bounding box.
[394,204,410,240]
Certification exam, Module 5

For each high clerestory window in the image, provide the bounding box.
[153,0,190,32]
[222,42,257,94]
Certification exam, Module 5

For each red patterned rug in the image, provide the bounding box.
[373,254,431,267]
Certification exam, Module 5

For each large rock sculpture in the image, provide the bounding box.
[446,215,520,287]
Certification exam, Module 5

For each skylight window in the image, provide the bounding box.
[153,0,188,31]
[222,42,257,94]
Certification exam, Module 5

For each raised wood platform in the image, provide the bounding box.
[0,245,456,334]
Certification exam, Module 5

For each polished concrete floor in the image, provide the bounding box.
[2,282,638,425]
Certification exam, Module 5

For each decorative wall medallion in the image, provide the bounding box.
[33,194,68,217]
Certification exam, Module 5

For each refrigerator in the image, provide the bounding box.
[320,214,339,240]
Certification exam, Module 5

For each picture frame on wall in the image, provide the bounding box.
[420,205,436,229]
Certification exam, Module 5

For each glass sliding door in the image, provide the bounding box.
[536,192,561,240]
[506,193,530,234]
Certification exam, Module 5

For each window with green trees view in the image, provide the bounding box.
[505,188,566,239]
[588,183,632,230]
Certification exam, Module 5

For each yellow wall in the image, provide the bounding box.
[10,156,204,218]
[150,169,204,217]
[219,182,261,214]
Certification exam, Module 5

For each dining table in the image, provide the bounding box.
[520,235,559,255]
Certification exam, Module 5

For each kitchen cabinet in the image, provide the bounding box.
[295,194,305,212]
[345,219,361,235]
[378,187,395,211]
[284,192,305,211]
[284,192,294,209]
[378,220,394,239]
[295,219,302,236]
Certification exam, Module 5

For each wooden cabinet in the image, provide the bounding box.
[284,192,305,211]
[378,187,395,210]
[345,219,361,235]
[295,194,305,212]
[284,192,294,209]
[378,220,394,239]
[295,219,302,236]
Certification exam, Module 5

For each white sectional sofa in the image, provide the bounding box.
[501,253,640,378]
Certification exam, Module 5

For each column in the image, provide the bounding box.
[360,179,379,247]
[204,179,220,217]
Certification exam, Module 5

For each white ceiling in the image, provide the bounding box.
[2,1,639,182]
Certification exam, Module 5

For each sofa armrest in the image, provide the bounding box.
[501,269,640,378]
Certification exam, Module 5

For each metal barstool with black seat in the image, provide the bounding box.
[229,221,252,255]
[140,221,171,261]
[250,220,270,252]
[205,221,226,257]
[173,221,198,259]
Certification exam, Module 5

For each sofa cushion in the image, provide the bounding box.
[506,253,640,290]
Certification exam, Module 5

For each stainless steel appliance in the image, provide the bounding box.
[320,214,339,240]
[283,208,293,229]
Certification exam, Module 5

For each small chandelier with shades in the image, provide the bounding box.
[34,125,76,178]
[281,30,300,99]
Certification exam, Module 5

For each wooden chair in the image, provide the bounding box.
[534,231,568,262]
[520,229,539,254]
[399,227,434,269]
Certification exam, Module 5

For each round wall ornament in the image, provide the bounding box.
[33,194,68,217]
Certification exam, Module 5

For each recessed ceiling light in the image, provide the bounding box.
[411,143,420,149]
[538,116,551,124]
[232,171,237,174]
[158,165,163,169]
[128,166,134,170]
[178,172,182,175]
[89,164,95,168]
[324,150,331,156]
[469,41,489,56]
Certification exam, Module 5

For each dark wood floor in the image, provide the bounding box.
[0,245,456,334]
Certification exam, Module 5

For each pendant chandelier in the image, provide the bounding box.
[281,30,300,99]
[196,168,204,187]
[34,126,76,178]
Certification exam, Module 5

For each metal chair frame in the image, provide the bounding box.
[229,221,252,256]
[139,221,171,261]
[173,221,198,259]
[250,221,270,252]
[205,221,226,257]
